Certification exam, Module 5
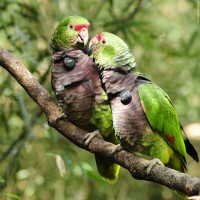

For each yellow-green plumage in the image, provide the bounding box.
[89,32,199,173]
[51,16,90,51]
[138,83,187,171]
[51,18,120,182]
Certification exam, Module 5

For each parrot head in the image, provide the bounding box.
[51,16,90,51]
[89,32,136,71]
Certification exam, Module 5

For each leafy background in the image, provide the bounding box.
[0,0,200,199]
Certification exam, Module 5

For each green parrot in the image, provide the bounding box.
[50,16,120,182]
[89,32,199,173]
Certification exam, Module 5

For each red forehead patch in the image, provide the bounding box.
[74,24,90,31]
[96,33,103,41]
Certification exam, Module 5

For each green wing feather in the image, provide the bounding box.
[138,82,187,169]
[90,90,120,182]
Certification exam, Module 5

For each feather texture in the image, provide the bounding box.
[51,49,120,181]
[51,20,120,182]
[90,32,199,173]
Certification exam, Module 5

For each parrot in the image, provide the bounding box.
[89,32,199,173]
[50,16,120,182]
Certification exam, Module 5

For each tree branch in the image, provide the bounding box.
[0,47,200,197]
[122,0,143,23]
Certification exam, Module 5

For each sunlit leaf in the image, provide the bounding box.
[1,192,21,200]
[55,154,66,177]
[0,176,5,183]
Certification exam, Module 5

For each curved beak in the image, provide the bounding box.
[89,36,99,50]
[78,28,89,45]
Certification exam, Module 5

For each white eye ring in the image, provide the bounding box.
[68,25,74,30]
[100,38,106,45]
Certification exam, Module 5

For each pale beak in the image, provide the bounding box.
[89,36,98,50]
[78,28,89,45]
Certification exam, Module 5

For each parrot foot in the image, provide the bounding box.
[146,158,164,176]
[84,130,102,146]
[56,113,68,123]
[109,144,122,155]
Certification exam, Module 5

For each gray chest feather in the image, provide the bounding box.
[51,49,103,130]
[102,70,151,150]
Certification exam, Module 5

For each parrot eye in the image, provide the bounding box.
[101,39,106,45]
[68,25,74,30]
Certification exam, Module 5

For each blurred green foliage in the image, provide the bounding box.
[0,0,200,199]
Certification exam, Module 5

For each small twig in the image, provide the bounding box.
[89,0,107,21]
[0,47,200,196]
[103,0,143,32]
[0,130,26,162]
[122,0,143,23]
[0,110,42,163]
[0,58,49,162]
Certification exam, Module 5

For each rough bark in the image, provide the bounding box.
[0,47,200,197]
